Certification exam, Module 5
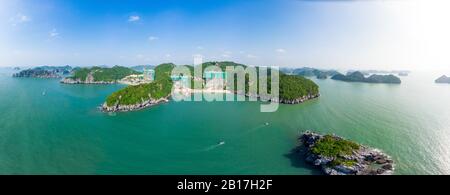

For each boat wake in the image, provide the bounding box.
[191,122,270,153]
[203,144,223,151]
[240,123,270,136]
[191,141,226,153]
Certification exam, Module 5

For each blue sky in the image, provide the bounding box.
[1,0,449,70]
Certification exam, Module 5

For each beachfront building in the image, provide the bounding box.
[203,71,227,90]
[119,74,147,85]
[203,71,227,80]
[143,68,155,81]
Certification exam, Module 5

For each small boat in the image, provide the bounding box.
[42,91,46,96]
[218,141,225,145]
[265,122,269,126]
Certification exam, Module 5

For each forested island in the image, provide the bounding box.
[298,131,394,175]
[347,70,410,76]
[281,67,339,79]
[331,71,401,84]
[435,75,450,84]
[13,66,72,78]
[102,61,320,112]
[61,66,139,84]
[102,63,174,112]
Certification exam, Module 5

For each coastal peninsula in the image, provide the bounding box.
[102,63,174,112]
[331,71,401,84]
[298,131,394,175]
[102,61,320,112]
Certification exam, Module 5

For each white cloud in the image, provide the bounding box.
[165,54,171,58]
[18,14,30,22]
[246,54,257,59]
[275,48,286,53]
[136,54,144,59]
[128,15,140,22]
[197,46,204,50]
[148,36,159,41]
[49,29,59,38]
[10,13,30,26]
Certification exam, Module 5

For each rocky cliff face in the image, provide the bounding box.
[277,94,320,104]
[101,97,169,112]
[60,74,116,84]
[241,93,320,105]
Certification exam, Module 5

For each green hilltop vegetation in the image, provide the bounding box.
[311,135,360,167]
[106,63,175,106]
[279,74,319,101]
[104,61,320,108]
[198,61,319,100]
[68,66,139,82]
[311,135,360,157]
[192,61,319,97]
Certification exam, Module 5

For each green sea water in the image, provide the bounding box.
[0,68,449,175]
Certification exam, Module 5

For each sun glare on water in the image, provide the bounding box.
[382,0,450,71]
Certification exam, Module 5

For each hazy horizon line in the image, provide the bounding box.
[3,62,449,72]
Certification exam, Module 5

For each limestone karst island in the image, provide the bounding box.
[2,0,450,185]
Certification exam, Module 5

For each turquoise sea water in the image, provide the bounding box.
[0,68,449,175]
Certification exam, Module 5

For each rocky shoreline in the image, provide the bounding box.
[60,77,116,84]
[242,92,320,104]
[299,131,394,175]
[102,92,319,113]
[101,97,170,112]
[276,94,320,104]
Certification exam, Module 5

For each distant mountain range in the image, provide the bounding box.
[280,67,339,79]
[13,66,72,78]
[130,65,155,72]
[347,70,410,77]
